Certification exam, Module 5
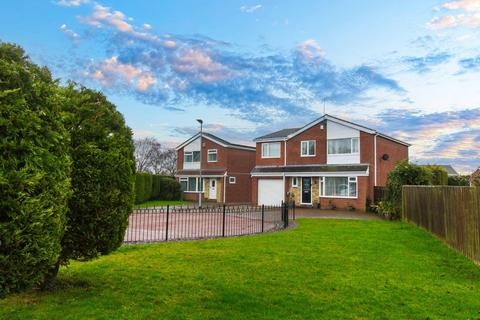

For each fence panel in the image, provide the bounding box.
[403,186,480,264]
[124,204,287,244]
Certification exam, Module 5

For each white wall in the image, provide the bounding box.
[327,120,360,164]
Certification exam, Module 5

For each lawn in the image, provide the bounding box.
[2,219,480,319]
[134,199,191,208]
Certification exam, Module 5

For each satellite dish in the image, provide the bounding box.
[382,154,390,161]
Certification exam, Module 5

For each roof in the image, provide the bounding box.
[421,164,459,175]
[176,169,227,177]
[176,132,256,152]
[254,128,301,141]
[251,164,369,174]
[253,113,411,146]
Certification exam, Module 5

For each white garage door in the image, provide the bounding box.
[258,179,284,206]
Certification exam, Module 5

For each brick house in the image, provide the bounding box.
[251,114,410,210]
[176,132,256,203]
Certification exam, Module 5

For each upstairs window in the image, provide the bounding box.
[208,149,218,162]
[261,142,281,158]
[327,138,359,155]
[301,140,316,157]
[184,151,201,163]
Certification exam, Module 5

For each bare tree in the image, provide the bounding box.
[134,137,162,173]
[134,137,177,175]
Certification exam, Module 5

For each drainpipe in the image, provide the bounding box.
[283,139,287,203]
[223,172,227,204]
[374,134,378,186]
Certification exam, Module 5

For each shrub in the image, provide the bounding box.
[385,160,432,218]
[425,165,448,185]
[448,175,470,186]
[151,175,162,199]
[0,43,71,296]
[143,173,153,202]
[135,174,146,204]
[134,174,181,203]
[159,176,181,200]
[59,85,135,265]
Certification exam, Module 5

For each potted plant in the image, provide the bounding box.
[312,200,320,209]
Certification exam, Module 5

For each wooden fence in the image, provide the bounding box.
[402,186,480,264]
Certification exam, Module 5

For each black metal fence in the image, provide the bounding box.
[124,203,292,244]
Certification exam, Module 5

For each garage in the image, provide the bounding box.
[258,179,284,206]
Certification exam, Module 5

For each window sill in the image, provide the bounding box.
[183,191,204,194]
[319,195,358,199]
[300,154,316,157]
[261,156,281,159]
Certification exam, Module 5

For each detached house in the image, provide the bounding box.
[251,114,410,210]
[176,132,256,203]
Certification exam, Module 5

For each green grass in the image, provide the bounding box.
[2,219,480,319]
[134,200,190,208]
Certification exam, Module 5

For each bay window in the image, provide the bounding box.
[320,176,357,198]
[261,142,281,158]
[327,138,359,154]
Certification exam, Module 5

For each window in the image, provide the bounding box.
[292,177,298,187]
[301,140,316,157]
[261,142,281,158]
[208,149,217,162]
[184,151,201,163]
[229,176,236,184]
[320,176,357,198]
[327,138,359,155]
[181,177,204,192]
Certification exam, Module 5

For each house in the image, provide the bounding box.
[471,167,480,187]
[251,114,410,210]
[176,132,256,203]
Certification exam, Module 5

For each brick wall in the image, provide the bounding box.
[376,136,409,186]
[286,121,327,165]
[255,141,285,166]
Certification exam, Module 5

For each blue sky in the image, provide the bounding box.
[1,0,479,173]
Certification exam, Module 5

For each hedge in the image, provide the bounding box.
[0,43,71,296]
[134,173,181,204]
[59,85,136,264]
[425,165,448,185]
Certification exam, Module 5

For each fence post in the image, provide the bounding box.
[284,202,289,228]
[261,204,265,233]
[222,204,226,237]
[165,205,169,241]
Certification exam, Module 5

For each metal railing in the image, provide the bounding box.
[124,203,292,244]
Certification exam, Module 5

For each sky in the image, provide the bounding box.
[1,0,479,173]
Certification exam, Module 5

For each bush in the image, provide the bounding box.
[59,85,135,264]
[448,175,470,186]
[135,174,146,204]
[159,176,181,200]
[0,43,71,296]
[134,174,181,203]
[425,165,448,185]
[385,160,432,218]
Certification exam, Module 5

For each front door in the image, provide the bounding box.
[301,177,312,204]
[209,179,217,200]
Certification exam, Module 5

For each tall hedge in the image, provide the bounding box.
[425,165,448,185]
[134,174,181,204]
[448,175,470,186]
[59,85,135,264]
[0,43,71,296]
[385,160,432,218]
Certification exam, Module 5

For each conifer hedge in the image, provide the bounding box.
[0,43,71,296]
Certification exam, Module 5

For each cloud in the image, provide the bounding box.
[296,39,325,61]
[442,0,480,11]
[428,0,480,29]
[374,108,480,172]
[55,0,89,7]
[65,3,404,123]
[60,24,79,40]
[142,23,152,30]
[240,4,262,13]
[458,55,480,71]
[402,52,452,73]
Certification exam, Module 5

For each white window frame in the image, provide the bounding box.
[181,177,204,193]
[327,138,360,155]
[292,177,298,188]
[229,176,236,184]
[319,176,358,199]
[300,140,316,157]
[207,149,218,162]
[184,151,201,163]
[261,142,281,159]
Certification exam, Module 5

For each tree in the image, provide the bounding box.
[58,85,135,268]
[0,43,71,296]
[134,137,162,173]
[133,137,177,175]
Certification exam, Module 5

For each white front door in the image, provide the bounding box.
[209,179,217,200]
